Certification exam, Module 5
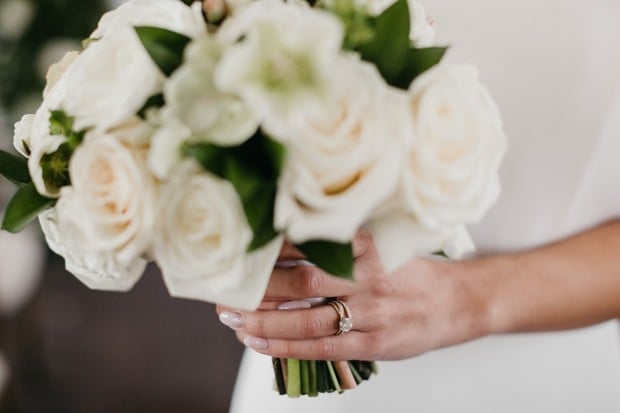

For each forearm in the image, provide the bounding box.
[466,220,620,335]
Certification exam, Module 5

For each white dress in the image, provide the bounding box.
[230,1,620,412]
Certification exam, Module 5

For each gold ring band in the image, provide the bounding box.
[328,299,353,335]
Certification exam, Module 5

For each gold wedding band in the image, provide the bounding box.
[328,299,353,335]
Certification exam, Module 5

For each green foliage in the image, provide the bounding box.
[134,26,191,77]
[40,110,86,190]
[297,240,354,279]
[184,131,285,251]
[352,0,447,89]
[137,93,165,119]
[1,183,54,233]
[0,149,30,185]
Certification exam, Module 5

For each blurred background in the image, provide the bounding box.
[0,0,243,412]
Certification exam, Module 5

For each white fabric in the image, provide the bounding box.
[231,1,620,412]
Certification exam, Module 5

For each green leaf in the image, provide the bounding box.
[0,150,30,185]
[1,183,55,233]
[394,47,448,89]
[184,131,285,251]
[49,110,75,137]
[296,240,354,279]
[134,26,191,76]
[357,0,410,85]
[183,143,227,177]
[138,93,165,119]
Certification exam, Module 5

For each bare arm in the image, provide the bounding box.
[476,219,620,335]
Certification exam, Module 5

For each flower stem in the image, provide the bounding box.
[300,360,310,395]
[309,360,318,397]
[326,361,342,393]
[334,360,357,390]
[272,358,286,395]
[287,359,302,398]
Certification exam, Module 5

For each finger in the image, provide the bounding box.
[241,332,375,361]
[278,241,305,260]
[237,302,370,339]
[264,265,357,300]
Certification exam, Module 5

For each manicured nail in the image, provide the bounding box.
[304,297,327,306]
[278,300,312,310]
[244,336,269,350]
[219,311,243,329]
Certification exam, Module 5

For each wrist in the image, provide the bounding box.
[458,253,516,337]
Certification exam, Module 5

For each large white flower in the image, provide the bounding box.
[148,116,192,179]
[152,162,283,310]
[22,58,72,197]
[163,35,258,146]
[369,64,506,272]
[43,50,79,99]
[368,213,474,272]
[404,64,506,229]
[215,0,344,129]
[60,130,157,265]
[92,0,205,40]
[274,56,408,243]
[39,209,147,291]
[13,113,34,157]
[63,0,206,132]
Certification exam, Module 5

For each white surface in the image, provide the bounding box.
[231,1,620,412]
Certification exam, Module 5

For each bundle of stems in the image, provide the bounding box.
[272,358,377,397]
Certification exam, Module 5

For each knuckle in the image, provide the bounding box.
[246,314,267,336]
[353,229,374,257]
[298,311,329,337]
[298,267,325,297]
[277,341,295,359]
[365,332,386,359]
[314,339,342,360]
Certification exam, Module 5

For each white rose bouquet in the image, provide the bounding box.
[0,0,506,398]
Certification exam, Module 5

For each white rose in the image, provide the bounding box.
[148,116,191,179]
[368,213,474,272]
[355,0,435,46]
[152,162,283,310]
[92,0,205,40]
[64,0,206,132]
[28,132,66,197]
[39,209,147,291]
[163,35,258,146]
[13,114,34,157]
[215,0,344,128]
[26,66,70,197]
[368,64,506,272]
[43,50,80,99]
[274,57,408,243]
[404,64,506,229]
[60,131,157,265]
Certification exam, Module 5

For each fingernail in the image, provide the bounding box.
[219,311,243,329]
[304,297,327,306]
[244,336,269,350]
[278,300,312,310]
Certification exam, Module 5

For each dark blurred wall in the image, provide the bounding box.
[1,254,244,413]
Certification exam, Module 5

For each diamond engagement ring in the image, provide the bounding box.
[328,299,353,335]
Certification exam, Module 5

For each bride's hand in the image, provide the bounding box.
[216,231,491,361]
